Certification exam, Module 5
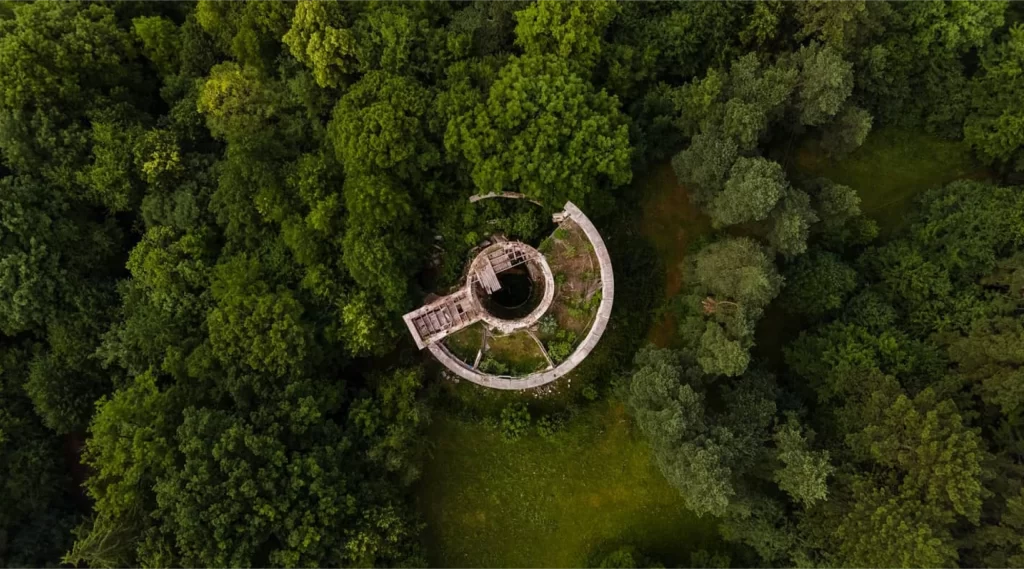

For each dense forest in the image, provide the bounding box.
[1,1,1023,567]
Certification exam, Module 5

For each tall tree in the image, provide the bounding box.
[446,54,632,206]
[964,25,1024,169]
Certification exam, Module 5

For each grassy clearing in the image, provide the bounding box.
[792,127,990,234]
[416,401,721,568]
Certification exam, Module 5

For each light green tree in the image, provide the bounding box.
[964,25,1024,167]
[283,0,359,88]
[513,0,619,73]
[773,417,833,507]
[447,54,631,206]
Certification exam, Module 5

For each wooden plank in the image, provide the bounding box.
[478,260,501,293]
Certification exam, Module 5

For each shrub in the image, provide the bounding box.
[535,414,563,440]
[539,314,559,336]
[500,402,531,441]
[546,329,577,362]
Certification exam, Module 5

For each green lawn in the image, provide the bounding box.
[792,127,990,233]
[416,401,721,568]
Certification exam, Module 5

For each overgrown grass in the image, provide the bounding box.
[416,401,721,568]
[791,127,990,234]
[444,322,484,363]
[485,331,548,375]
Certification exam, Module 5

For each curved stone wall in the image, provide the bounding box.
[430,201,614,390]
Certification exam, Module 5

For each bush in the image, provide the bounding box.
[500,402,531,441]
[535,414,563,440]
[546,329,577,363]
[539,314,559,336]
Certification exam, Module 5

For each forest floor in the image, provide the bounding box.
[415,401,721,568]
[638,161,712,348]
[484,330,549,375]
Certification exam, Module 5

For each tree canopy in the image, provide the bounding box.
[0,2,1020,567]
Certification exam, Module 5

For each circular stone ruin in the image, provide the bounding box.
[467,241,555,335]
[402,201,614,390]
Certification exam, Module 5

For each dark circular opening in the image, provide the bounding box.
[492,271,532,308]
[476,265,543,320]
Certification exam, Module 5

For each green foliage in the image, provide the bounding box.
[783,250,858,318]
[500,402,531,441]
[197,62,281,144]
[514,0,620,74]
[791,0,882,54]
[538,314,559,337]
[546,328,578,363]
[965,25,1024,167]
[949,312,1024,416]
[787,42,854,127]
[132,16,182,77]
[25,314,114,434]
[679,237,782,377]
[0,2,140,186]
[690,237,783,314]
[772,417,833,507]
[328,71,439,179]
[672,132,739,204]
[350,367,431,482]
[628,347,778,519]
[208,257,312,378]
[447,54,632,206]
[969,487,1024,567]
[849,389,984,523]
[282,1,359,89]
[821,105,873,158]
[835,480,959,568]
[0,347,77,566]
[708,157,786,228]
[852,1,1007,133]
[194,0,293,71]
[766,188,819,258]
[697,323,749,378]
[341,174,419,311]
